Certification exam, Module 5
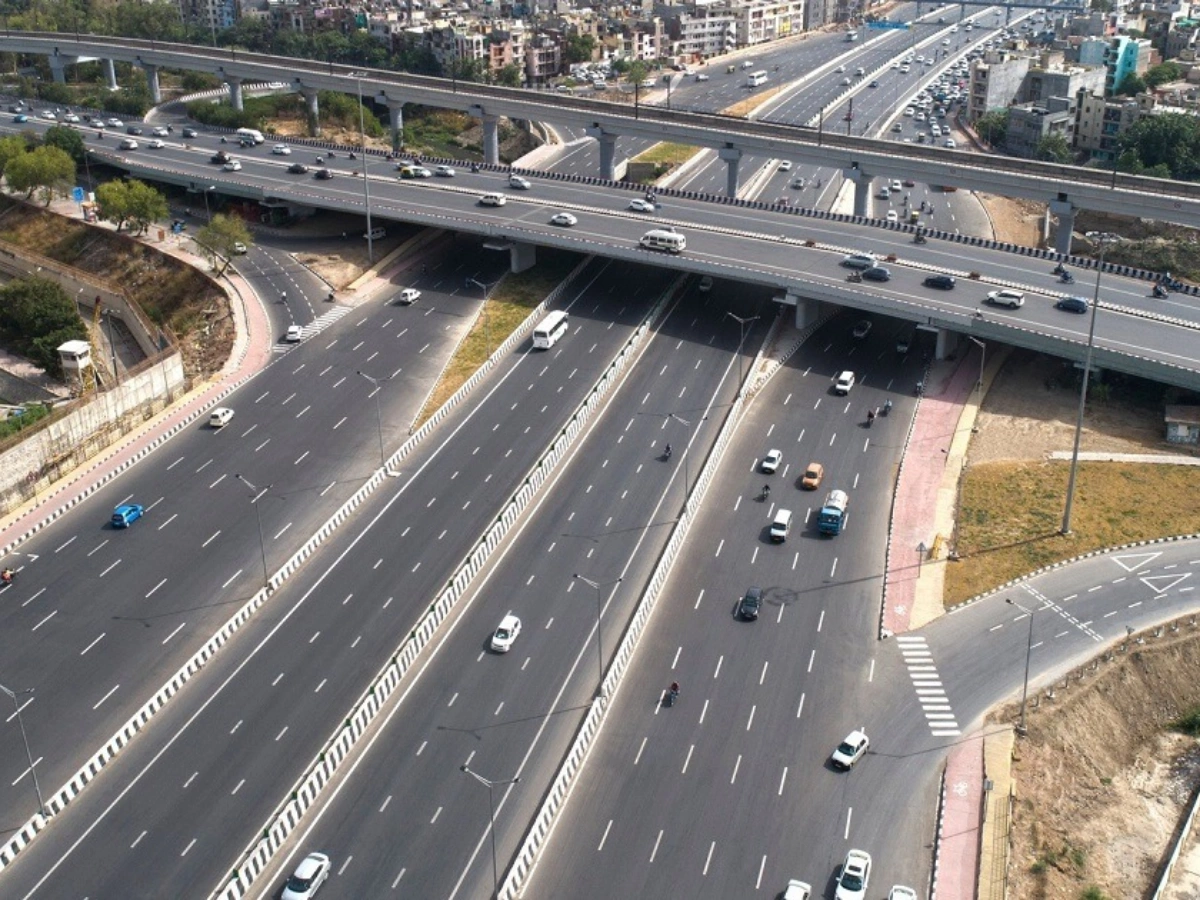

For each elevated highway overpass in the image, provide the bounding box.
[5,31,1200,236]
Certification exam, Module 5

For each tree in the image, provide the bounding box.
[1115,73,1145,97]
[0,134,27,174]
[974,109,1009,147]
[4,145,75,204]
[95,178,168,234]
[627,60,649,86]
[43,125,86,163]
[1144,62,1182,89]
[195,214,252,274]
[0,276,87,376]
[565,34,596,64]
[1117,112,1200,180]
[1034,133,1072,164]
[496,64,523,87]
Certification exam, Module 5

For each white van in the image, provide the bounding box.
[639,229,686,254]
[235,127,265,145]
[770,509,793,542]
[532,310,569,349]
[479,192,507,207]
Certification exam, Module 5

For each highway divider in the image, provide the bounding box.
[210,271,689,899]
[0,252,597,877]
[497,310,843,899]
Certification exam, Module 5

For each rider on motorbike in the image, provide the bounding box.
[1,568,13,585]
[664,443,672,459]
[762,484,771,500]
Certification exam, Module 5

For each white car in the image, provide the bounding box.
[232,241,247,255]
[784,880,813,900]
[63,113,80,123]
[208,407,235,428]
[986,289,1025,309]
[491,613,522,652]
[271,143,291,155]
[835,849,872,900]
[147,139,166,149]
[835,65,846,73]
[409,166,433,178]
[285,324,303,343]
[39,109,56,120]
[151,125,169,136]
[943,139,957,148]
[831,730,870,769]
[435,165,456,177]
[761,449,783,474]
[398,288,421,305]
[887,888,918,900]
[479,193,506,207]
[281,852,331,900]
[106,117,124,128]
[904,107,915,117]
[696,73,710,81]
[628,198,657,212]
[223,160,242,171]
[835,371,856,395]
[890,179,902,191]
[119,138,139,150]
[549,212,578,227]
[886,211,898,223]
[779,160,793,171]
[842,253,877,270]
[508,175,531,190]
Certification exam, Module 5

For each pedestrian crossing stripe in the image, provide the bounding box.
[271,306,351,351]
[896,635,961,737]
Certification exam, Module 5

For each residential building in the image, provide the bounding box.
[1074,89,1154,161]
[1021,62,1107,105]
[1104,34,1155,92]
[732,0,805,47]
[1005,96,1077,158]
[967,51,1032,121]
[180,0,238,33]
[658,3,738,60]
[525,34,562,83]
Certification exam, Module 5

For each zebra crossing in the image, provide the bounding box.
[271,306,352,352]
[895,635,961,737]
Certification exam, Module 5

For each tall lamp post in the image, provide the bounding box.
[202,184,216,222]
[724,312,759,396]
[350,71,375,264]
[357,370,397,474]
[1061,237,1113,535]
[572,574,622,687]
[1006,598,1040,736]
[667,412,695,502]
[0,682,47,819]
[467,277,497,357]
[459,764,520,899]
[967,336,985,392]
[234,474,272,590]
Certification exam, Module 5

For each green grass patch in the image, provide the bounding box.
[632,142,696,166]
[0,403,51,440]
[418,250,582,425]
[945,460,1200,605]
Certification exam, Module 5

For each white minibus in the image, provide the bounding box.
[746,70,768,87]
[639,229,687,254]
[236,127,265,144]
[532,310,570,349]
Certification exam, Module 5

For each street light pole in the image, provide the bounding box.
[724,312,759,396]
[459,765,520,899]
[1006,598,1038,736]
[351,71,375,264]
[573,574,622,686]
[0,682,47,819]
[356,370,391,469]
[467,277,495,357]
[967,336,985,392]
[202,185,215,222]
[1061,239,1112,535]
[667,412,694,502]
[235,474,271,590]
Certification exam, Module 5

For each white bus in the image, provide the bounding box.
[532,310,570,349]
[746,70,769,87]
[235,127,265,144]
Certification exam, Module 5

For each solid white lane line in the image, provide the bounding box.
[649,829,664,863]
[598,819,613,852]
[682,744,695,774]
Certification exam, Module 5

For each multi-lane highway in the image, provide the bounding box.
[0,237,510,829]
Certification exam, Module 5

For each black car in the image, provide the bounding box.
[182,127,198,139]
[287,162,310,174]
[1055,295,1089,314]
[314,168,334,180]
[737,586,763,621]
[862,266,891,282]
[211,151,231,164]
[126,126,143,135]
[923,274,957,290]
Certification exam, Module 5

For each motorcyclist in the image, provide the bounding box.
[762,484,771,500]
[670,681,680,696]
[1,568,13,585]
[664,443,672,459]
[1053,262,1067,275]
[280,291,287,302]
[1153,283,1168,298]
[867,408,876,423]
[348,151,357,160]
[1059,271,1075,284]
[847,270,863,282]
[884,398,893,413]
[327,291,335,302]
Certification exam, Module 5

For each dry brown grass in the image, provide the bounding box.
[417,250,583,425]
[721,85,785,119]
[945,460,1200,604]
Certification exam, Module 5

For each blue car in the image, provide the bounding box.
[1055,295,1090,314]
[111,504,145,528]
[13,114,27,123]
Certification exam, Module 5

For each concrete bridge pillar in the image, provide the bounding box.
[103,59,119,91]
[386,101,404,152]
[584,127,618,181]
[787,293,821,329]
[1049,197,1075,256]
[844,166,872,218]
[225,76,244,112]
[718,145,742,198]
[469,106,500,165]
[510,242,536,273]
[143,64,162,105]
[48,53,68,85]
[301,89,321,137]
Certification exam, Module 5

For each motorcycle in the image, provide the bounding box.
[470,162,481,173]
[914,232,927,244]
[915,381,925,397]
[883,399,893,416]
[761,484,771,502]
[666,683,680,707]
[1059,272,1075,284]
[1,569,14,586]
[1052,262,1067,275]
[664,444,673,461]
[846,272,863,283]
[1153,284,1168,299]
[866,409,875,426]
[326,291,335,302]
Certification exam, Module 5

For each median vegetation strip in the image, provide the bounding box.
[945,460,1200,605]
[417,249,582,427]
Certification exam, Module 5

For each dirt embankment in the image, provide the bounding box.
[0,198,231,378]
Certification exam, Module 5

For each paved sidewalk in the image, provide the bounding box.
[939,732,986,900]
[883,348,982,635]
